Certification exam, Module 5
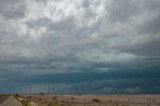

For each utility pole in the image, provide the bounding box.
[47,84,50,95]
[30,86,32,97]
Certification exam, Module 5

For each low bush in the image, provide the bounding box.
[71,97,74,100]
[21,100,29,106]
[92,98,100,102]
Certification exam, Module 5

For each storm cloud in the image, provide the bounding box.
[0,0,160,93]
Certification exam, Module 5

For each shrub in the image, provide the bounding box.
[14,94,20,99]
[40,93,45,95]
[109,100,112,102]
[21,100,29,106]
[53,97,56,100]
[71,97,74,100]
[92,98,100,102]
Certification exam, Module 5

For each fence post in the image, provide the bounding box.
[99,100,101,106]
[67,97,70,106]
[84,98,86,106]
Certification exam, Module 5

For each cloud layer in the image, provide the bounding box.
[0,0,160,93]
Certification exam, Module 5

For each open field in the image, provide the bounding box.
[14,94,160,106]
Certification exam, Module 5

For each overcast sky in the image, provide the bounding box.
[0,0,160,93]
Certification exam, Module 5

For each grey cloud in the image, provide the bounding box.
[0,0,26,19]
[0,0,159,73]
[107,0,141,22]
[144,0,160,11]
[139,14,160,35]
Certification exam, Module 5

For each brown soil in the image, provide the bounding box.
[19,94,160,106]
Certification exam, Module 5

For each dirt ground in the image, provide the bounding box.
[18,94,160,106]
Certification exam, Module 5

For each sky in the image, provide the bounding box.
[0,0,160,94]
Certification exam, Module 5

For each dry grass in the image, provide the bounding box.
[18,94,160,106]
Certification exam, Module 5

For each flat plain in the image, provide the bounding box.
[15,94,160,106]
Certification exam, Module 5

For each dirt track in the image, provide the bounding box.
[0,95,22,106]
[29,101,38,106]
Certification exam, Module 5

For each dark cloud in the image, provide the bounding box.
[0,0,160,93]
[1,70,160,93]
